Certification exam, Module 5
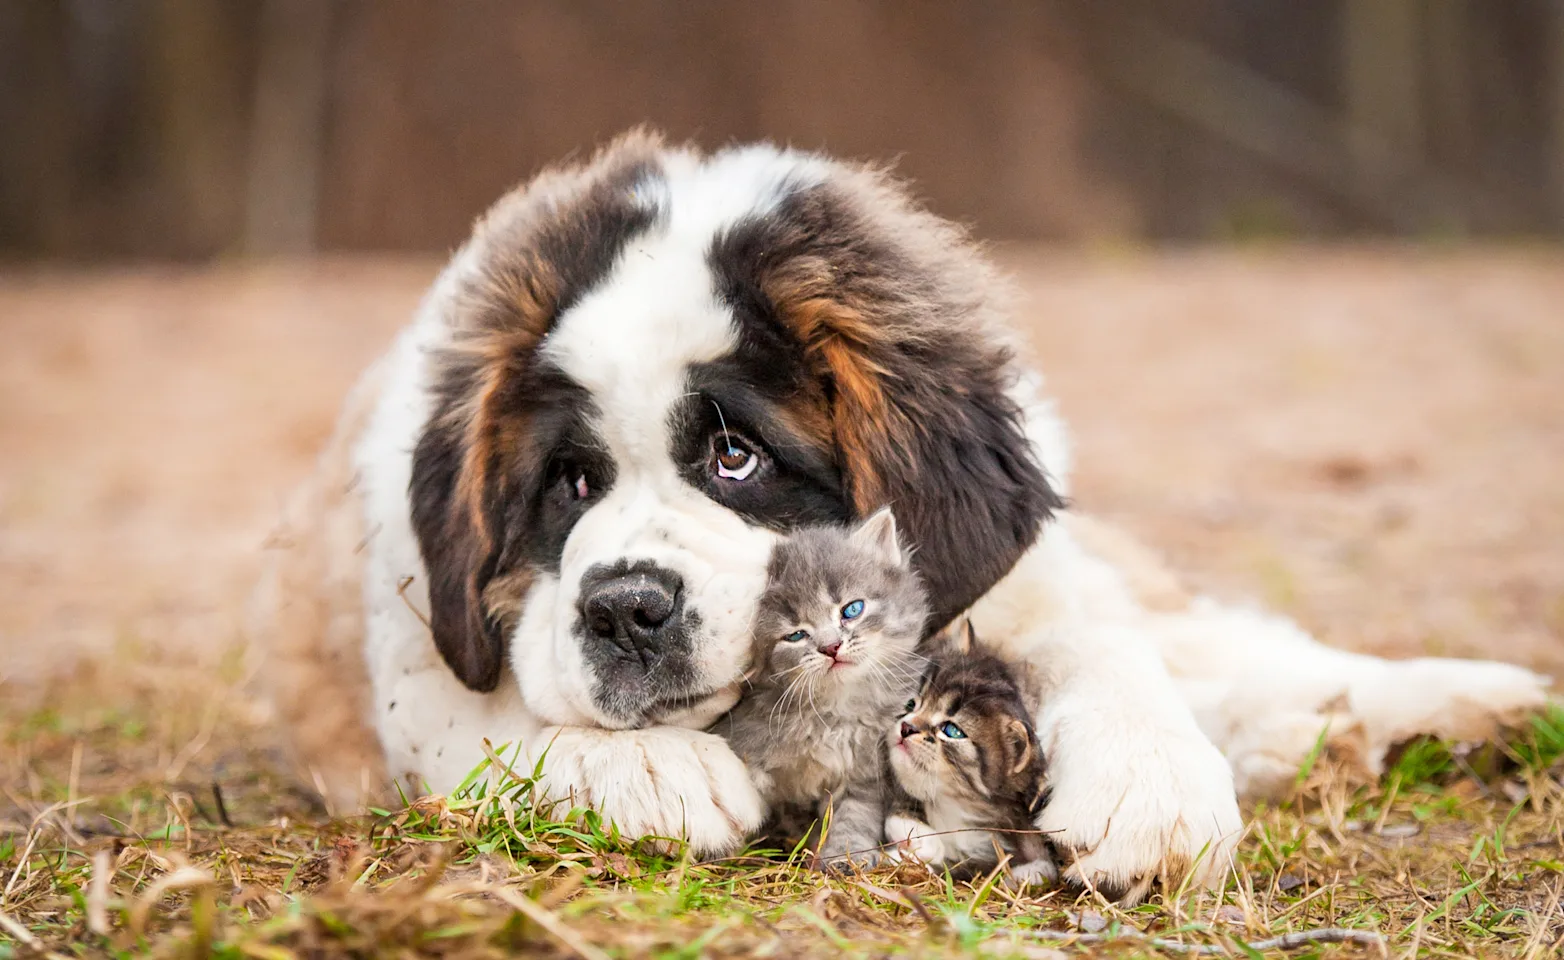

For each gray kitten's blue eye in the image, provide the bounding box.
[904,698,916,713]
[784,630,809,643]
[840,599,865,621]
[938,721,966,739]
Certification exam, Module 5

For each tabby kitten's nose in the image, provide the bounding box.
[899,721,917,739]
[818,640,842,659]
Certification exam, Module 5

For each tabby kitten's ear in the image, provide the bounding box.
[852,506,905,566]
[1001,716,1036,777]
[934,616,977,655]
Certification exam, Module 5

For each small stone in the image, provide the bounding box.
[1502,780,1530,804]
[1277,873,1305,893]
[1215,905,1246,925]
[1376,823,1421,839]
[1070,909,1108,933]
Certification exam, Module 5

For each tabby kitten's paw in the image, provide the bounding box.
[1006,857,1059,889]
[884,814,947,865]
[813,848,886,873]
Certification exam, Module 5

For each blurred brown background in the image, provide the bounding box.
[2,2,1563,696]
[5,0,1564,261]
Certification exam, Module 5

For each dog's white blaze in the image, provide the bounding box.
[527,147,826,728]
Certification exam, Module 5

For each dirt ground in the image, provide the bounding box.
[2,248,1561,697]
[3,248,1564,957]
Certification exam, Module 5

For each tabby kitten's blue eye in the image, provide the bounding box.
[840,599,865,620]
[938,721,966,739]
[784,630,809,643]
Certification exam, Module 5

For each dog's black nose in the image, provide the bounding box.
[580,566,683,661]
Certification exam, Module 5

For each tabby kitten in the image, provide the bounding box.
[885,621,1055,885]
[718,507,928,869]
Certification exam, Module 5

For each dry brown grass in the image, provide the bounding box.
[4,253,1564,957]
[2,652,1562,959]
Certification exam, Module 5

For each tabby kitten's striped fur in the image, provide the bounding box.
[885,621,1055,884]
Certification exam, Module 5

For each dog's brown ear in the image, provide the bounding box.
[405,131,668,692]
[713,178,1065,634]
[767,290,1060,629]
[862,371,1062,631]
[409,414,506,692]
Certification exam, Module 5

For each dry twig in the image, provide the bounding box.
[1015,924,1388,955]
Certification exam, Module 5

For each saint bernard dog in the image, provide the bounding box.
[256,130,1551,903]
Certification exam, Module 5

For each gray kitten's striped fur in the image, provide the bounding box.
[716,507,928,867]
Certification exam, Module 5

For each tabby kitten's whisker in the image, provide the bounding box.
[884,627,1054,885]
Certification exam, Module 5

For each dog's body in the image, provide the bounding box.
[255,133,1550,903]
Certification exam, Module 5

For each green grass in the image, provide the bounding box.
[3,681,1563,958]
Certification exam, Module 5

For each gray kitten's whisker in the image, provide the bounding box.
[769,670,805,718]
[803,673,828,726]
[715,513,930,871]
[770,670,812,722]
[865,647,921,688]
[862,655,903,697]
[768,661,810,683]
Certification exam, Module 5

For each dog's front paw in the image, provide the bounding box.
[1037,693,1242,905]
[537,725,766,857]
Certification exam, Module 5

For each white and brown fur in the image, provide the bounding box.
[718,508,925,867]
[886,621,1054,885]
[253,130,1552,904]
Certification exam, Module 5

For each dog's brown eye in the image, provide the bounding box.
[713,438,759,481]
[557,460,591,500]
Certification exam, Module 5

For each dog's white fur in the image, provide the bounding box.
[257,140,1552,900]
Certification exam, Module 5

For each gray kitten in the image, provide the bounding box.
[717,507,928,868]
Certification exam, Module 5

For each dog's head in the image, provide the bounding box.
[409,131,1063,729]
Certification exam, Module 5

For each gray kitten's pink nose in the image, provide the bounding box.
[818,639,842,659]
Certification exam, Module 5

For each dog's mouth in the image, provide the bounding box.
[588,660,697,725]
[588,648,749,728]
[590,682,738,729]
[650,686,722,716]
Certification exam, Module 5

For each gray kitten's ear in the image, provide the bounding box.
[851,506,904,566]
